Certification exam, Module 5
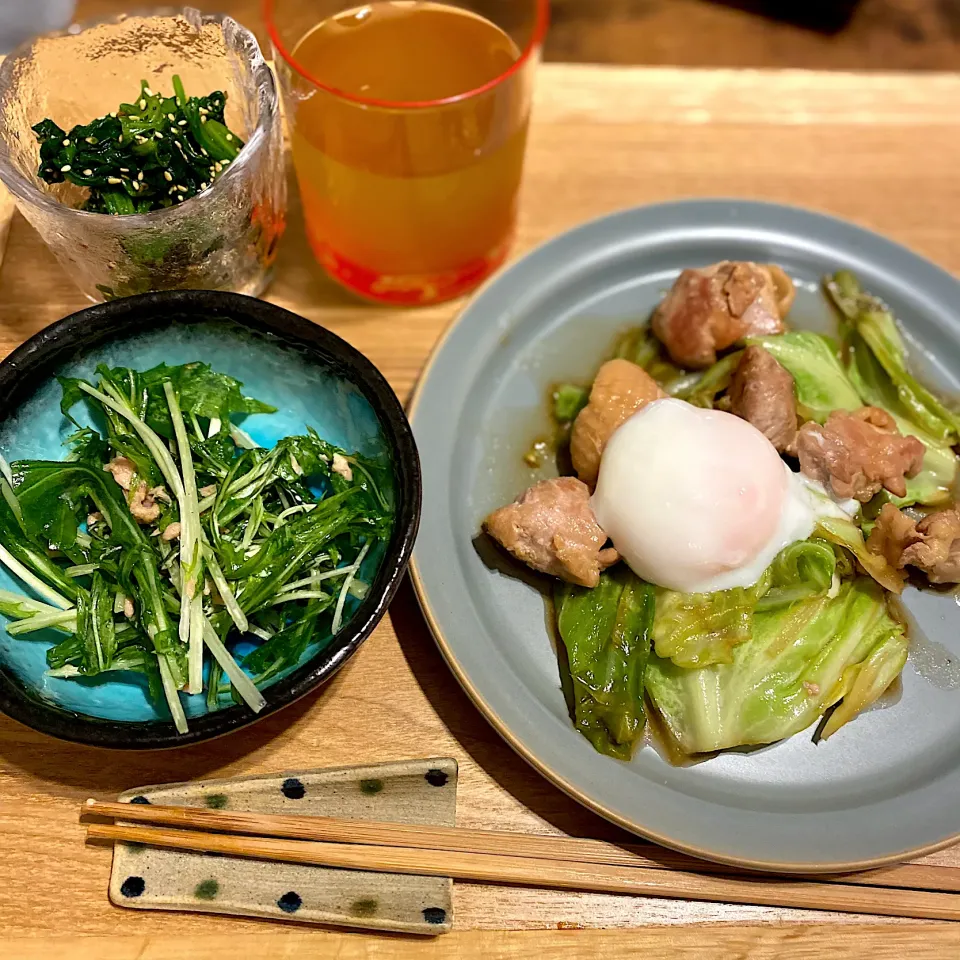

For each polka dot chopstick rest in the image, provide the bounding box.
[107,758,457,935]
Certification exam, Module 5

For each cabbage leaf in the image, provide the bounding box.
[814,515,905,594]
[746,331,861,423]
[672,350,743,409]
[842,321,957,509]
[555,568,654,760]
[645,577,907,754]
[826,271,960,445]
[652,540,838,669]
[752,283,959,509]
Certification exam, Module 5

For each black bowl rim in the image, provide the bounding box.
[0,291,421,748]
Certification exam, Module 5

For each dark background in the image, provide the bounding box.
[74,0,960,70]
[547,0,960,68]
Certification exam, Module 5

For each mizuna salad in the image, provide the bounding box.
[0,361,391,733]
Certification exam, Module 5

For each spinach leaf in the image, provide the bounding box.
[33,77,243,215]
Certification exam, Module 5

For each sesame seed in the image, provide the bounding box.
[177,185,187,193]
[139,99,146,110]
[163,171,172,181]
[109,111,117,118]
[167,113,175,121]
[155,131,163,139]
[62,138,70,146]
[118,135,123,142]
[107,177,122,184]
[225,134,233,141]
[170,127,177,135]
[169,186,177,194]
[178,119,187,126]
[85,136,96,144]
[221,159,230,166]
[136,135,146,142]
[131,181,139,190]
[214,162,222,172]
[200,182,208,190]
[200,148,208,156]
[176,195,183,202]
[199,107,208,115]
[60,164,71,172]
[83,169,92,176]
[143,87,153,96]
[201,117,208,123]
[137,171,144,181]
[120,167,129,173]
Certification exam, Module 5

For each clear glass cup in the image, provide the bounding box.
[266,0,549,306]
[0,1,75,54]
[0,8,286,302]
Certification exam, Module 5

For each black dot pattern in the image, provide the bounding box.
[115,777,453,926]
[281,778,305,800]
[277,890,302,913]
[120,876,145,898]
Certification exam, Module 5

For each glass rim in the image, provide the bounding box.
[0,9,278,226]
[264,0,550,110]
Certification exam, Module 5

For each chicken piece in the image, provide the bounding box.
[867,503,960,584]
[866,503,918,569]
[652,261,796,369]
[483,477,619,588]
[728,345,798,453]
[103,455,136,491]
[162,522,182,542]
[796,406,925,502]
[103,455,167,524]
[569,359,665,488]
[151,485,171,504]
[128,483,161,524]
[902,509,960,583]
[332,453,353,482]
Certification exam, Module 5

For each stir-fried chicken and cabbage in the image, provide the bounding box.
[483,265,960,760]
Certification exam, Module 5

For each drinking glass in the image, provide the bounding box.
[0,9,286,302]
[266,0,549,305]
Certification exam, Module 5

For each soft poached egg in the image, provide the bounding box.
[591,398,852,594]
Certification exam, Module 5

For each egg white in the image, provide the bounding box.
[591,398,855,594]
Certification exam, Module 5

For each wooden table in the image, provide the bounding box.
[2,64,960,959]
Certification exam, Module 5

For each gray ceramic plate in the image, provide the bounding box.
[410,199,960,873]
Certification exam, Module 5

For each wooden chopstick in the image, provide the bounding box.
[84,798,960,895]
[85,820,960,921]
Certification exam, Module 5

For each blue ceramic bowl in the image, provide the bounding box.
[0,292,420,748]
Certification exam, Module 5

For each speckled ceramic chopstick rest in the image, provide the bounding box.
[108,758,457,934]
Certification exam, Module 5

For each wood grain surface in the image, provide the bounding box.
[3,63,960,957]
